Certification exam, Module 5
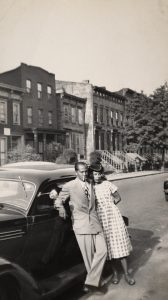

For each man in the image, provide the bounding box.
[54,162,107,293]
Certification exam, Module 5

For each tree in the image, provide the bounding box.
[124,92,150,152]
[89,151,102,164]
[124,83,168,168]
[46,142,63,162]
[149,83,168,166]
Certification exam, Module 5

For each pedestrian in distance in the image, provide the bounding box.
[89,163,135,286]
[53,161,107,294]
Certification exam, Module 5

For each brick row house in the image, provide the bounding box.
[56,90,86,159]
[56,80,126,158]
[0,82,24,165]
[0,63,126,164]
[0,63,65,161]
[93,86,125,152]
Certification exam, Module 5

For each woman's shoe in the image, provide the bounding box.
[124,273,135,285]
[111,272,119,284]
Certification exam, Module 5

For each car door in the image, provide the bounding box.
[22,177,79,272]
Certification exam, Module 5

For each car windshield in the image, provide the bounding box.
[0,180,35,210]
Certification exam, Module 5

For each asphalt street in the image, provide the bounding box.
[54,173,168,300]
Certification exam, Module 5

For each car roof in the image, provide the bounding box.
[0,167,76,186]
[2,161,74,170]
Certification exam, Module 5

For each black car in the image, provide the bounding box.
[0,167,85,300]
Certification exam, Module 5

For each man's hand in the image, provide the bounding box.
[49,189,58,200]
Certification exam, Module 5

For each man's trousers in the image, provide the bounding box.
[76,232,107,287]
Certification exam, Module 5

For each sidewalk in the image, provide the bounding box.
[106,170,166,181]
[84,231,168,300]
[82,170,168,300]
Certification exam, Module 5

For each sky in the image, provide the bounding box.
[0,0,168,95]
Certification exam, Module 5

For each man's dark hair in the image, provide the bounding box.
[75,161,88,171]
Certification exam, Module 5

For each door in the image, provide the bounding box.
[0,137,7,165]
[23,178,80,271]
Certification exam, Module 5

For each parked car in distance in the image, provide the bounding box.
[0,166,85,300]
[164,178,168,201]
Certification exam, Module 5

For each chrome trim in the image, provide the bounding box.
[0,229,25,240]
[0,229,23,235]
[0,235,23,241]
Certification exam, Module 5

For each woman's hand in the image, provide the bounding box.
[113,191,121,204]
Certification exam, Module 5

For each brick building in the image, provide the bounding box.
[0,82,24,165]
[56,80,126,159]
[0,63,64,159]
[56,89,86,159]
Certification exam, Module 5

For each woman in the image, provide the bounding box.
[89,163,135,285]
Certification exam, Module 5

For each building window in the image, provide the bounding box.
[77,108,83,125]
[26,80,31,93]
[101,132,105,150]
[48,111,53,125]
[37,83,42,99]
[38,109,43,126]
[0,100,7,124]
[27,107,33,124]
[71,132,76,150]
[38,141,43,154]
[116,111,118,126]
[94,105,98,123]
[0,137,7,165]
[47,85,52,99]
[107,131,111,151]
[120,113,123,126]
[110,110,113,125]
[71,106,76,123]
[106,108,109,126]
[100,106,104,124]
[13,102,20,125]
[63,104,69,122]
[11,136,21,151]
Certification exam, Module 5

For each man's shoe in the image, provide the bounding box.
[82,285,90,293]
[83,285,107,295]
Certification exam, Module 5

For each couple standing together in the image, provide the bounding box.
[54,161,135,294]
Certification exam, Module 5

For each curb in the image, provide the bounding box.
[106,171,166,182]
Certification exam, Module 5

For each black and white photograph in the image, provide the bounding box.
[0,0,168,299]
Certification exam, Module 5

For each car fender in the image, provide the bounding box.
[0,257,41,300]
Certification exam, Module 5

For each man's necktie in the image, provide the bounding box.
[84,182,90,200]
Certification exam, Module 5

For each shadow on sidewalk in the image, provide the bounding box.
[126,227,160,273]
[103,227,160,278]
[54,228,160,300]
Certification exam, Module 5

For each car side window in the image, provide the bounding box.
[36,177,74,213]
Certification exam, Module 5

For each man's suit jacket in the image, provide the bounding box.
[55,178,102,234]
